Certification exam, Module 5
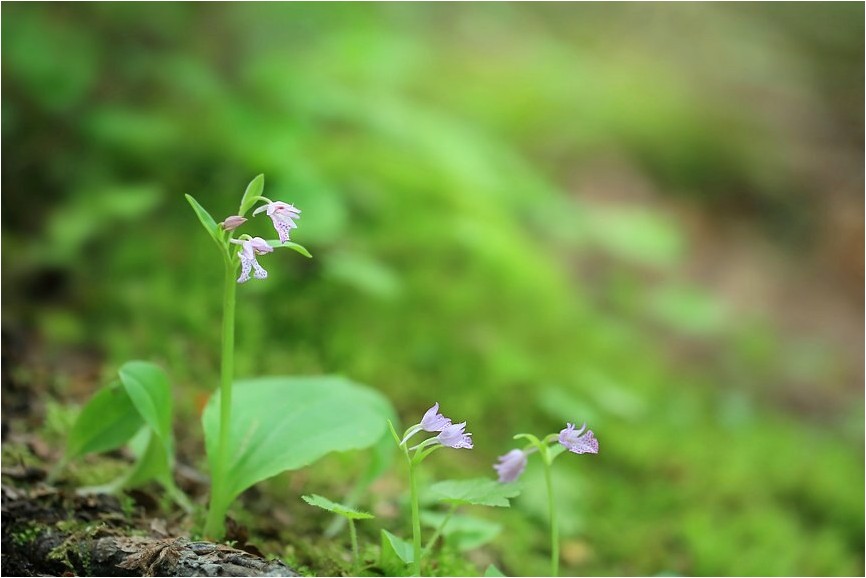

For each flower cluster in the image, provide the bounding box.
[494,422,598,483]
[220,200,302,284]
[402,402,473,450]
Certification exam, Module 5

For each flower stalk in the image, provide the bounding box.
[187,176,308,540]
[541,446,559,577]
[409,458,422,576]
[498,423,598,577]
[203,251,238,538]
[390,402,473,576]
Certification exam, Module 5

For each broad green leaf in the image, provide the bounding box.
[202,375,393,506]
[238,174,264,216]
[485,564,506,577]
[428,478,521,508]
[185,193,223,248]
[421,511,501,551]
[124,429,171,488]
[325,409,398,538]
[66,383,143,459]
[109,429,192,512]
[118,361,172,443]
[380,529,414,566]
[265,240,312,258]
[302,494,374,520]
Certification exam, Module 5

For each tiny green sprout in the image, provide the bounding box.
[302,494,374,571]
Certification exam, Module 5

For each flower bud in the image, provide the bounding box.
[220,215,247,231]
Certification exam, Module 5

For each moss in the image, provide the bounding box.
[47,521,106,574]
[10,522,43,547]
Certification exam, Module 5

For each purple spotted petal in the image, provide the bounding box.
[254,201,301,244]
[233,237,273,283]
[494,449,527,483]
[558,422,599,455]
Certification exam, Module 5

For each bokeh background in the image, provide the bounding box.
[2,3,863,576]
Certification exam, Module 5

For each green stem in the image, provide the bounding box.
[423,504,456,556]
[409,460,422,576]
[204,256,237,539]
[543,458,559,577]
[349,519,359,571]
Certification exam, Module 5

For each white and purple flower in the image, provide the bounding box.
[253,201,301,244]
[494,449,528,483]
[401,403,472,450]
[558,422,598,455]
[231,237,273,283]
[436,421,473,450]
[420,402,452,432]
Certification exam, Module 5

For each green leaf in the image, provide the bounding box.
[513,433,544,452]
[324,410,398,538]
[485,564,507,577]
[66,382,143,459]
[265,240,312,258]
[428,478,521,508]
[202,375,394,507]
[118,361,172,443]
[124,428,171,487]
[386,419,402,446]
[185,193,223,248]
[239,174,264,216]
[421,511,501,551]
[380,529,414,567]
[302,494,374,520]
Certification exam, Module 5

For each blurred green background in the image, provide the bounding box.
[2,3,863,576]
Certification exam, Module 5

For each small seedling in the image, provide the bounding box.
[390,402,473,576]
[302,494,374,572]
[495,422,598,576]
